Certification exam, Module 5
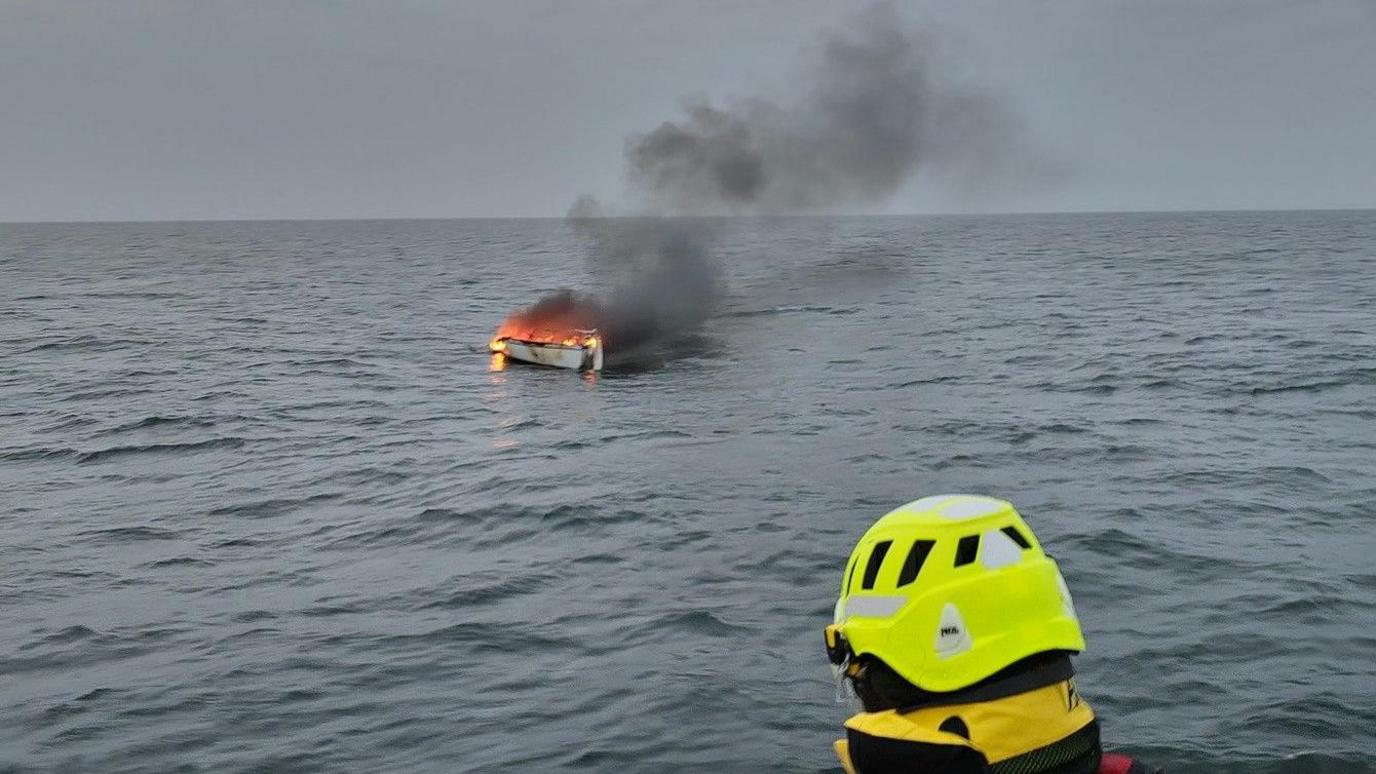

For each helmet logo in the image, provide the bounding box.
[934,603,973,658]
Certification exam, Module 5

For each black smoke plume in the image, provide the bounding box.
[506,3,1026,358]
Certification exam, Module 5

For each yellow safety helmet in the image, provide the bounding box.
[825,494,1084,693]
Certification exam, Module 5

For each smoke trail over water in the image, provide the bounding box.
[627,5,925,216]
[505,3,1030,359]
[618,2,1027,217]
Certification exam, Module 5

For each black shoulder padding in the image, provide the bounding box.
[989,719,1101,774]
[938,715,971,739]
[846,727,987,774]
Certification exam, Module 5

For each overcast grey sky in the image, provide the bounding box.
[2,0,1373,221]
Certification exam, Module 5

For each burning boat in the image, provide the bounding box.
[490,329,604,371]
[488,291,608,372]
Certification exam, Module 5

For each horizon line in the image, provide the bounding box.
[3,205,1374,226]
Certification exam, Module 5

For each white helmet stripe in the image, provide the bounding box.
[843,595,908,619]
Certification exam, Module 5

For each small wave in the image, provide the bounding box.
[643,610,748,639]
[414,506,479,523]
[0,446,79,462]
[76,290,189,300]
[114,694,214,721]
[299,602,366,618]
[140,556,214,569]
[1344,572,1376,592]
[191,389,248,402]
[1101,443,1152,460]
[3,631,151,676]
[1040,422,1089,434]
[887,375,961,388]
[373,622,574,655]
[931,454,989,471]
[206,536,267,549]
[1162,469,1241,486]
[538,503,598,525]
[590,428,693,444]
[75,687,116,702]
[323,522,426,550]
[76,437,245,463]
[1230,592,1373,623]
[40,688,121,722]
[1248,380,1352,396]
[77,524,181,542]
[94,415,218,436]
[413,571,559,610]
[722,304,841,319]
[207,492,340,519]
[293,357,376,369]
[21,335,124,353]
[64,386,158,402]
[26,625,103,648]
[1028,380,1117,395]
[572,552,623,566]
[1256,465,1331,484]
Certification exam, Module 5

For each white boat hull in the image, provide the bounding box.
[494,338,604,371]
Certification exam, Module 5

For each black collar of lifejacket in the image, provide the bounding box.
[826,625,1076,715]
[891,652,1076,713]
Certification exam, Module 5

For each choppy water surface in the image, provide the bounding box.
[2,212,1374,773]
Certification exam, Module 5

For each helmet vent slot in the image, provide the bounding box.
[844,556,860,596]
[896,540,935,586]
[954,535,980,567]
[861,540,893,590]
[1000,526,1031,549]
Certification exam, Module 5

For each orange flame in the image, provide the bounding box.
[490,291,607,348]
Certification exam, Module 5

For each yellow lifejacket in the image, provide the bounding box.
[834,678,1097,774]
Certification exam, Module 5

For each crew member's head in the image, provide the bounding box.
[825,494,1084,698]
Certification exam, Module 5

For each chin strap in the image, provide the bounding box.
[826,626,867,680]
[824,624,856,667]
[826,624,867,707]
